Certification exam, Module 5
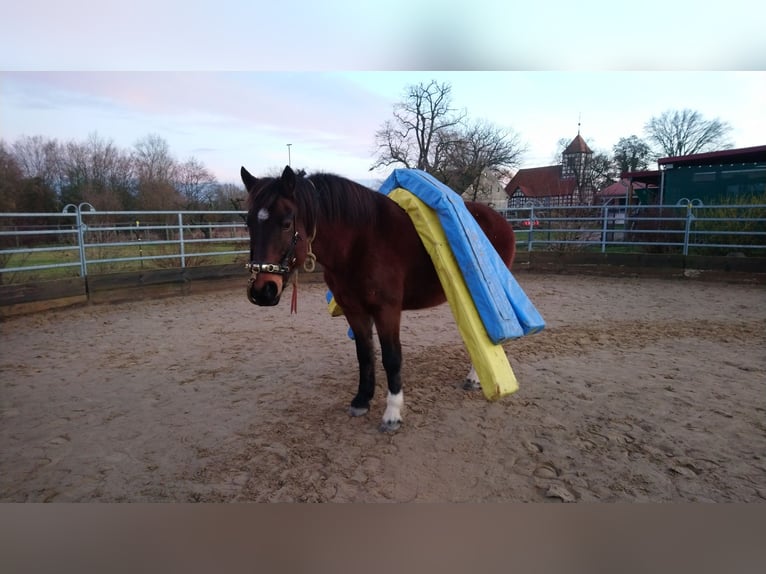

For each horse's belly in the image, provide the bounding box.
[401,263,446,310]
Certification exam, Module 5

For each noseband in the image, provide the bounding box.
[245,229,299,276]
[245,225,317,292]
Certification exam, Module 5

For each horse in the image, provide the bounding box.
[241,165,516,432]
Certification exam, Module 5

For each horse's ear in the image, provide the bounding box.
[241,166,258,191]
[280,165,296,198]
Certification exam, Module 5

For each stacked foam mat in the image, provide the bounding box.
[329,169,545,400]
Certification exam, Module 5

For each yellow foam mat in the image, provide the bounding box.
[388,187,517,400]
[327,297,344,317]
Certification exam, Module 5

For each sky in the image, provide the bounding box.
[2,2,765,187]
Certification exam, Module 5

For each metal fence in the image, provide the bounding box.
[500,202,766,257]
[0,204,250,283]
[1,201,765,284]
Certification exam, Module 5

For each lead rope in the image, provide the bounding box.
[304,226,317,272]
[290,225,317,315]
[290,177,319,315]
[290,271,299,314]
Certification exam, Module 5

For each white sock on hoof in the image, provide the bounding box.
[382,390,403,424]
[464,366,480,389]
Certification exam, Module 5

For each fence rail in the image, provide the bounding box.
[1,203,765,285]
[0,207,250,283]
[499,202,766,257]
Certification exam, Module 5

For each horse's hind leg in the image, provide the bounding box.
[347,314,375,417]
[463,365,481,390]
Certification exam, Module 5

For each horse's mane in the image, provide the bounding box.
[246,171,379,234]
[304,172,378,227]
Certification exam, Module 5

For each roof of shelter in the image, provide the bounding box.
[658,145,766,167]
[597,178,650,197]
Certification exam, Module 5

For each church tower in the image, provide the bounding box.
[561,121,594,204]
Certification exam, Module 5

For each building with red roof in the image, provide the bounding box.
[505,133,596,208]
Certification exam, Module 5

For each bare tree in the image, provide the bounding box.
[0,141,23,212]
[133,134,182,210]
[613,135,654,174]
[133,134,178,183]
[644,109,733,157]
[551,137,571,164]
[212,182,247,211]
[61,133,134,209]
[4,132,221,212]
[176,157,220,237]
[0,142,25,281]
[436,119,527,201]
[587,152,619,194]
[371,80,466,173]
[177,157,217,209]
[11,135,63,192]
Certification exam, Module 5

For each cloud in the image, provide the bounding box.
[3,70,764,185]
[1,71,396,178]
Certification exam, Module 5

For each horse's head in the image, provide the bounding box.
[241,165,315,306]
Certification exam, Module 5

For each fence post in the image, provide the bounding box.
[62,205,82,276]
[601,205,609,253]
[178,212,186,268]
[527,204,535,252]
[63,203,95,278]
[679,198,702,256]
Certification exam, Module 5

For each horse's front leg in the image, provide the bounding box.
[375,312,403,433]
[346,314,375,417]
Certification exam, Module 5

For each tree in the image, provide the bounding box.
[436,119,526,201]
[551,137,571,164]
[587,152,619,195]
[11,135,63,193]
[644,109,733,157]
[371,80,466,173]
[211,182,248,214]
[613,135,653,174]
[372,80,526,199]
[132,134,182,210]
[18,177,59,213]
[4,133,222,213]
[0,142,24,278]
[0,141,23,212]
[60,133,134,210]
[2,139,59,213]
[133,134,177,182]
[177,157,216,209]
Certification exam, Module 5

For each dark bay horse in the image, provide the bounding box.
[241,165,516,431]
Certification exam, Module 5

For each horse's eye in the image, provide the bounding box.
[282,219,293,231]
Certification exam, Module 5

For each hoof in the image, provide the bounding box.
[462,379,481,391]
[379,419,401,433]
[348,405,369,417]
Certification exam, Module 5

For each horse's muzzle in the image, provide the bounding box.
[247,279,282,306]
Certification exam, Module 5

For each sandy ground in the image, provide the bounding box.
[1,272,765,502]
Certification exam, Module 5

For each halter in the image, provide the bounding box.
[245,229,299,277]
[245,221,317,305]
[245,177,318,310]
[244,222,317,276]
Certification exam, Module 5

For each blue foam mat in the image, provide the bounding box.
[378,169,544,343]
